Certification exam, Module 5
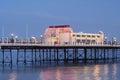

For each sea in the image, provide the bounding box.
[0,49,120,80]
[0,61,120,80]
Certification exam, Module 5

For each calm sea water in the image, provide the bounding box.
[0,49,120,80]
[0,62,120,80]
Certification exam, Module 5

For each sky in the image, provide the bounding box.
[0,0,120,40]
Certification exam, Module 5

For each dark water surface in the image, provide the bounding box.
[0,62,120,80]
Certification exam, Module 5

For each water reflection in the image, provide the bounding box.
[113,64,117,80]
[93,65,101,80]
[9,71,17,80]
[0,63,119,80]
[56,68,61,80]
[104,64,109,80]
[38,63,119,80]
[39,67,77,80]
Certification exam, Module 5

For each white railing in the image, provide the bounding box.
[0,42,120,47]
[0,38,119,47]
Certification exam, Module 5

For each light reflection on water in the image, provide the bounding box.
[38,63,119,80]
[9,71,16,80]
[0,63,120,80]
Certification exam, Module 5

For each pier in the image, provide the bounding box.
[0,42,120,65]
[0,25,119,65]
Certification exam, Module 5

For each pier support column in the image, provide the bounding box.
[94,48,97,63]
[104,48,106,62]
[46,49,48,61]
[10,49,12,64]
[35,49,37,62]
[49,49,51,61]
[84,48,87,63]
[73,48,75,62]
[107,49,109,60]
[100,49,103,60]
[39,49,41,62]
[17,49,19,64]
[43,49,44,61]
[2,49,4,64]
[24,49,26,64]
[57,48,59,62]
[115,49,117,60]
[112,49,115,60]
[90,49,92,60]
[31,49,33,62]
[64,48,66,62]
[54,48,56,61]
[75,48,77,61]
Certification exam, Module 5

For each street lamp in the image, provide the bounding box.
[40,35,43,44]
[40,35,43,38]
[104,36,107,44]
[112,37,117,45]
[11,33,14,38]
[32,36,36,44]
[15,36,18,43]
[15,36,18,39]
[104,36,107,41]
[11,33,14,43]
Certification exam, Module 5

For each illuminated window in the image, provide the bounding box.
[77,35,80,37]
[87,35,91,37]
[51,29,56,37]
[92,35,95,37]
[73,34,75,37]
[97,36,100,38]
[82,35,86,37]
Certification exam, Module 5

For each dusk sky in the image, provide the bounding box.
[0,0,120,40]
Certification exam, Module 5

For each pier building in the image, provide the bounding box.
[72,31,104,45]
[45,25,73,45]
[0,25,120,65]
[45,25,104,45]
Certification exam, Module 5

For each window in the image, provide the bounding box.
[77,35,80,37]
[87,35,91,37]
[73,34,75,37]
[91,40,96,44]
[97,36,100,38]
[82,35,86,37]
[51,29,56,37]
[76,39,80,43]
[82,40,86,43]
[92,35,95,38]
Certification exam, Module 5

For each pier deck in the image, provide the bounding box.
[1,43,120,48]
[0,43,120,65]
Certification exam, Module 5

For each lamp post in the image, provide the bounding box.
[104,36,107,44]
[11,33,14,43]
[15,36,18,43]
[112,37,117,45]
[32,36,36,44]
[40,35,43,44]
[11,33,14,38]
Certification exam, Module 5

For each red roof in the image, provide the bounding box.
[49,25,70,28]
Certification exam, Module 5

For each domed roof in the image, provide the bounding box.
[98,31,104,34]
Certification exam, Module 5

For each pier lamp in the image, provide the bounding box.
[15,36,18,39]
[40,35,43,44]
[105,36,107,40]
[15,36,18,43]
[32,36,36,44]
[112,37,117,45]
[11,33,14,43]
[104,36,107,44]
[40,35,43,38]
[11,33,14,38]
